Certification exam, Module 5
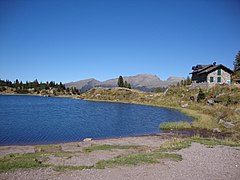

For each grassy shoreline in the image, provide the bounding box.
[1,88,238,143]
[82,97,215,131]
[78,86,240,135]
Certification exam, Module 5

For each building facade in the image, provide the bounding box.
[190,63,233,86]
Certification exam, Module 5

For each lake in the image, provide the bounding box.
[0,95,192,145]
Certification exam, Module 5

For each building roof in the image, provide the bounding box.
[190,64,233,75]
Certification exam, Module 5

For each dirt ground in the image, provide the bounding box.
[0,134,240,180]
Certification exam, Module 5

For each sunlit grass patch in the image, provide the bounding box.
[158,137,240,153]
[0,153,49,172]
[83,144,141,153]
[160,121,192,130]
[158,138,192,152]
[179,108,217,130]
[191,137,240,147]
[95,152,182,169]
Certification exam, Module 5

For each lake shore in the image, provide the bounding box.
[1,91,239,179]
[0,90,235,138]
[1,134,240,180]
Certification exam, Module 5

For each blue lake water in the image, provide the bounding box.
[0,95,192,145]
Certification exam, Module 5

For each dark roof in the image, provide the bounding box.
[190,64,233,75]
[190,64,213,74]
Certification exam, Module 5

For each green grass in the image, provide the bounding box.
[95,152,182,169]
[180,108,218,130]
[158,137,240,153]
[0,153,49,173]
[158,138,192,152]
[160,121,192,130]
[159,108,219,131]
[190,137,240,147]
[82,144,141,153]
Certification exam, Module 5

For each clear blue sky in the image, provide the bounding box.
[0,0,240,83]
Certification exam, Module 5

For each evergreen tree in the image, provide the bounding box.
[118,76,124,87]
[33,79,39,87]
[49,81,55,87]
[180,80,184,86]
[15,79,19,85]
[183,80,187,86]
[186,76,192,85]
[232,50,240,82]
[59,82,65,90]
[233,50,240,71]
[197,88,205,102]
[124,80,128,88]
[127,83,131,89]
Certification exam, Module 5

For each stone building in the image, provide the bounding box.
[190,63,233,85]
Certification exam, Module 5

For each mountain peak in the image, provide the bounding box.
[65,74,183,92]
[167,76,185,82]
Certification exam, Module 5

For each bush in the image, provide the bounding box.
[197,88,205,102]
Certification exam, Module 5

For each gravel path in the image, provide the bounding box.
[1,137,240,180]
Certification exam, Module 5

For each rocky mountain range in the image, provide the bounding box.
[65,74,184,92]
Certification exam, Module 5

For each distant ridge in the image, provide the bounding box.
[65,74,184,92]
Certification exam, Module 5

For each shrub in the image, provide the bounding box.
[197,88,205,102]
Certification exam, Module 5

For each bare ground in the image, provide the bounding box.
[0,135,240,180]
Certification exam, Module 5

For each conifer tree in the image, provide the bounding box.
[186,76,192,85]
[124,80,128,88]
[232,50,240,82]
[197,88,205,102]
[233,50,240,71]
[127,83,131,89]
[118,76,124,87]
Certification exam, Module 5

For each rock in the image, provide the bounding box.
[213,128,221,133]
[235,108,240,114]
[83,138,92,142]
[194,94,198,102]
[218,119,235,129]
[218,119,225,124]
[216,93,225,98]
[207,99,215,106]
[181,103,189,108]
[223,122,235,129]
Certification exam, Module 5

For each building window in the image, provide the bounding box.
[217,69,221,75]
[217,77,221,83]
[210,77,214,83]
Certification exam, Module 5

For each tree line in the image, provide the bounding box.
[178,76,192,86]
[0,79,65,90]
[0,79,79,95]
